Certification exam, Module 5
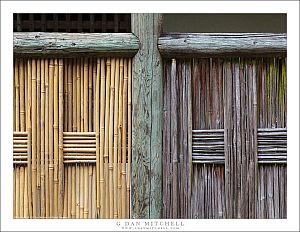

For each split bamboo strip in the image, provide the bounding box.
[25,59,28,131]
[104,58,111,218]
[127,58,132,218]
[76,59,81,133]
[63,167,68,218]
[16,166,20,218]
[89,59,93,132]
[53,59,59,218]
[95,58,100,215]
[19,58,25,131]
[80,165,84,218]
[44,59,50,217]
[58,58,64,217]
[81,58,84,131]
[84,164,89,218]
[76,164,80,218]
[121,58,128,218]
[72,58,77,132]
[92,165,96,218]
[49,59,54,217]
[113,58,120,218]
[67,165,72,218]
[64,60,68,132]
[32,58,37,218]
[68,59,73,132]
[93,62,97,132]
[40,58,45,218]
[13,166,16,218]
[15,58,20,132]
[99,58,106,218]
[88,165,93,218]
[20,166,25,218]
[13,60,16,132]
[24,167,29,218]
[71,165,76,218]
[36,59,41,217]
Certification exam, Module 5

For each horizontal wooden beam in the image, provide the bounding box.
[158,33,287,57]
[14,32,139,57]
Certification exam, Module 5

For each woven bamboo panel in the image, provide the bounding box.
[13,57,132,219]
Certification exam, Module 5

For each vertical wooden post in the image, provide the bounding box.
[131,13,163,219]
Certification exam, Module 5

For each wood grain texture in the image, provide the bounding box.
[131,13,163,219]
[158,33,286,57]
[14,32,139,57]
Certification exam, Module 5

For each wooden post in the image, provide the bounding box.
[131,13,163,219]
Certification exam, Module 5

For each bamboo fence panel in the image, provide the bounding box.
[13,57,132,219]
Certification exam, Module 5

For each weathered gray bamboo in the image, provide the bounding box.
[14,33,139,57]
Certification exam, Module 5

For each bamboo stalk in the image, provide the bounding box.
[92,165,96,218]
[113,58,120,218]
[75,164,80,218]
[44,59,50,218]
[16,166,20,218]
[104,58,111,218]
[73,58,77,132]
[15,58,20,132]
[81,58,84,131]
[127,58,132,218]
[53,59,59,218]
[27,59,33,218]
[68,59,73,132]
[99,58,106,218]
[13,60,16,132]
[58,58,64,217]
[19,58,25,131]
[88,165,93,218]
[121,58,128,218]
[67,165,72,218]
[13,166,16,218]
[80,165,84,218]
[63,167,68,218]
[89,59,93,132]
[49,59,54,217]
[20,166,25,218]
[76,59,81,133]
[24,167,28,218]
[40,58,45,218]
[71,165,76,218]
[93,62,97,132]
[25,59,28,131]
[64,59,68,131]
[36,59,41,217]
[84,164,89,218]
[32,58,37,218]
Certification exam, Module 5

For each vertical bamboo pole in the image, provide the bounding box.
[73,58,77,132]
[19,58,25,131]
[20,166,25,218]
[27,59,33,218]
[64,60,68,131]
[104,58,111,218]
[76,164,80,218]
[117,58,124,217]
[99,58,106,218]
[113,58,120,218]
[16,166,20,218]
[84,58,89,219]
[109,58,116,218]
[80,165,84,218]
[71,165,76,218]
[68,59,73,132]
[121,58,128,218]
[88,165,93,218]
[127,58,132,218]
[81,58,84,131]
[40,58,45,218]
[36,59,41,217]
[89,59,93,132]
[25,59,28,131]
[84,164,89,219]
[93,62,97,132]
[53,59,59,218]
[58,58,64,217]
[76,59,81,133]
[24,167,29,218]
[13,166,16,218]
[92,165,96,218]
[44,59,50,218]
[13,60,16,132]
[67,165,72,218]
[49,59,54,217]
[95,58,100,216]
[14,58,20,132]
[32,58,37,218]
[63,167,68,218]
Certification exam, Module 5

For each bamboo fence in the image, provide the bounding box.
[162,57,287,219]
[13,57,132,219]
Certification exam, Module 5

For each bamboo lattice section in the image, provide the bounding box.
[13,57,132,219]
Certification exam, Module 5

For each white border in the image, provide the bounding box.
[1,1,299,231]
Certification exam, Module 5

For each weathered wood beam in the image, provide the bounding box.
[131,13,163,219]
[14,32,139,57]
[158,33,287,57]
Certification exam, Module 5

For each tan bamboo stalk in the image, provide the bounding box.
[27,59,33,218]
[88,59,93,132]
[67,165,72,218]
[13,60,16,132]
[88,165,93,218]
[36,59,41,217]
[32,58,37,218]
[16,166,20,218]
[117,58,124,217]
[76,59,81,133]
[121,58,128,218]
[95,58,100,216]
[81,58,84,131]
[99,58,106,218]
[68,59,73,132]
[113,58,120,218]
[58,58,64,217]
[71,165,76,218]
[84,164,89,218]
[63,167,68,218]
[53,59,59,218]
[19,58,25,131]
[40,58,45,218]
[92,165,96,218]
[72,58,77,132]
[80,165,84,218]
[93,62,97,132]
[75,164,80,218]
[104,58,111,218]
[127,58,132,218]
[24,167,28,218]
[25,60,28,130]
[13,166,16,218]
[64,60,68,131]
[109,58,116,219]
[49,59,54,217]
[15,58,20,131]
[20,166,25,218]
[44,59,50,218]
